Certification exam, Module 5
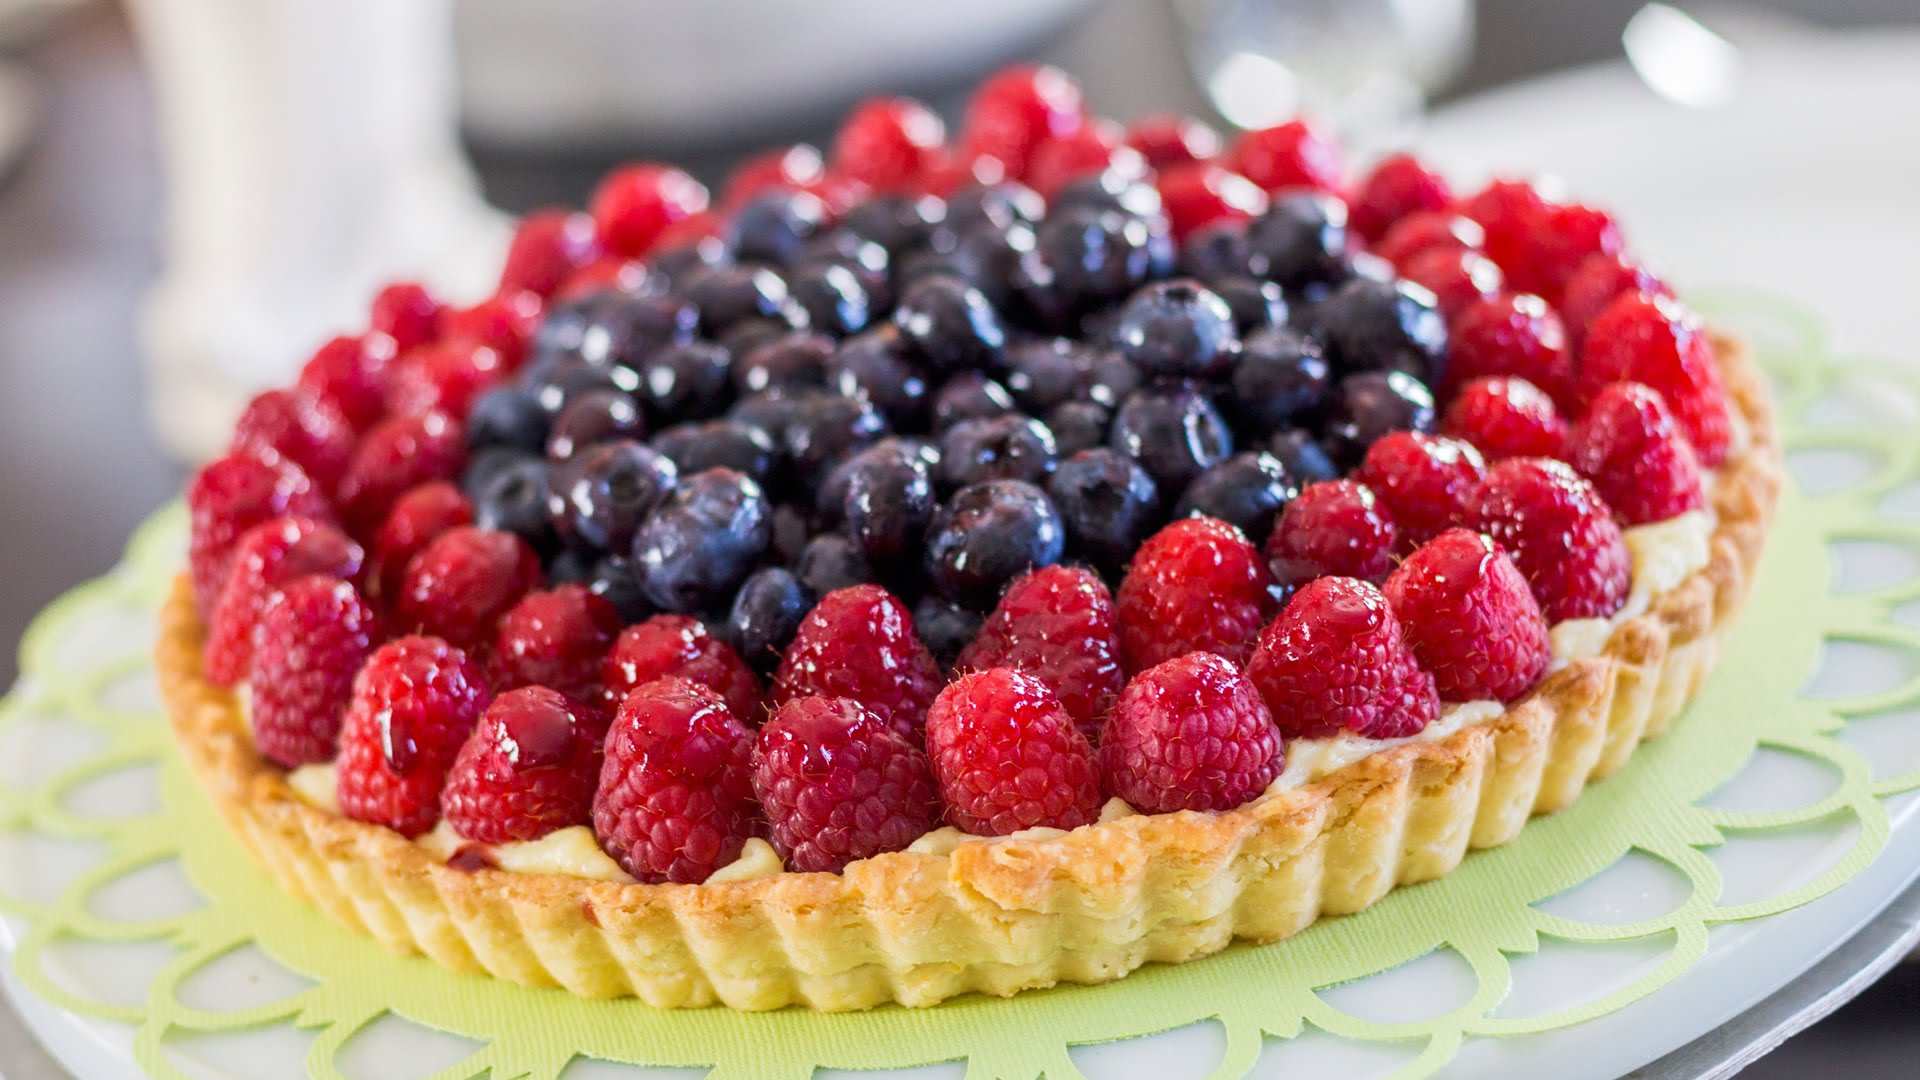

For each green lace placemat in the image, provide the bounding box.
[3,293,1918,1080]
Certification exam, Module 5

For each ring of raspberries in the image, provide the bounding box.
[186,65,1733,887]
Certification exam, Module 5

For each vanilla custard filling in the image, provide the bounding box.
[271,510,1716,884]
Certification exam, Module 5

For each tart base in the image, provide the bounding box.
[157,336,1781,1012]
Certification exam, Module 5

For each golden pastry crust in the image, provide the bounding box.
[158,335,1781,1012]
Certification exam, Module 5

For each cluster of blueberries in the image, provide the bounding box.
[461,175,1447,670]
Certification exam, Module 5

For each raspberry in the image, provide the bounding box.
[1374,211,1485,267]
[1577,292,1732,466]
[771,585,942,742]
[1465,457,1631,621]
[1397,247,1503,317]
[1439,376,1569,461]
[1262,479,1398,595]
[1025,119,1144,198]
[831,97,947,193]
[440,290,543,371]
[394,526,543,653]
[751,696,937,873]
[1124,114,1221,171]
[1116,517,1277,673]
[230,389,354,494]
[589,163,710,258]
[956,565,1124,743]
[337,409,466,535]
[925,668,1102,835]
[383,340,505,419]
[1247,576,1439,739]
[369,281,442,353]
[498,209,602,299]
[1458,177,1559,284]
[721,143,825,208]
[1384,529,1550,702]
[1353,432,1487,549]
[186,450,331,616]
[336,635,488,837]
[249,576,380,768]
[370,482,473,600]
[1231,119,1345,194]
[1558,252,1669,346]
[961,65,1087,177]
[1523,202,1622,301]
[1155,163,1268,241]
[492,585,623,702]
[1567,382,1707,526]
[1349,152,1453,242]
[442,686,602,844]
[1101,651,1283,814]
[593,678,758,883]
[555,255,648,304]
[203,516,364,686]
[1446,293,1572,402]
[603,615,762,722]
[296,333,395,431]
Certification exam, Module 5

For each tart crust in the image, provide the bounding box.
[158,336,1781,1012]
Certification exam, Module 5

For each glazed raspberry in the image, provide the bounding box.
[230,389,354,494]
[593,678,757,883]
[442,686,602,845]
[721,143,825,208]
[1116,517,1277,674]
[1101,651,1283,814]
[914,152,1005,199]
[1445,293,1572,401]
[249,575,380,767]
[1558,252,1670,345]
[384,340,505,419]
[492,585,623,702]
[296,333,395,431]
[369,281,442,353]
[1025,119,1144,197]
[370,482,472,600]
[1458,176,1558,282]
[440,290,543,371]
[1577,292,1732,466]
[961,65,1087,177]
[1262,479,1398,595]
[589,163,710,257]
[1125,114,1221,171]
[1247,576,1439,739]
[751,695,937,873]
[336,635,489,837]
[771,585,942,741]
[1523,202,1622,301]
[337,409,466,534]
[1373,211,1485,268]
[1384,529,1550,702]
[203,516,364,686]
[1398,247,1503,318]
[1349,152,1453,242]
[925,668,1102,835]
[832,97,947,193]
[1465,457,1631,622]
[1155,163,1268,241]
[1440,376,1569,461]
[498,209,602,299]
[1567,382,1707,526]
[394,526,543,653]
[603,614,763,722]
[186,451,331,616]
[1230,119,1344,194]
[555,255,648,304]
[1354,432,1487,549]
[956,565,1124,743]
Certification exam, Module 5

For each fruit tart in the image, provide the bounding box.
[158,65,1781,1011]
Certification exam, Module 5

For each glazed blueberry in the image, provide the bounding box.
[815,436,940,529]
[1246,191,1351,292]
[1111,279,1238,379]
[1180,221,1257,280]
[892,273,1007,373]
[840,446,937,566]
[586,554,653,623]
[1110,383,1233,492]
[528,360,639,415]
[1231,327,1330,432]
[924,480,1066,610]
[914,594,984,671]
[732,331,832,396]
[530,291,697,371]
[1019,208,1159,328]
[1051,172,1165,222]
[726,389,805,444]
[634,340,731,421]
[1266,428,1341,486]
[726,567,814,674]
[1320,370,1437,468]
[645,238,729,292]
[631,467,772,612]
[546,388,645,461]
[1046,448,1161,574]
[549,439,678,554]
[795,533,877,596]
[649,420,777,483]
[825,327,930,429]
[1004,338,1095,413]
[717,317,794,362]
[726,190,827,266]
[1210,275,1290,334]
[837,193,945,253]
[767,502,811,565]
[547,547,594,586]
[938,413,1059,490]
[686,264,805,335]
[463,446,538,502]
[940,182,1043,238]
[1083,352,1144,410]
[1306,278,1447,384]
[467,386,550,455]
[1173,452,1296,545]
[781,391,886,480]
[1045,400,1111,456]
[788,261,874,337]
[932,372,1015,431]
[474,456,559,554]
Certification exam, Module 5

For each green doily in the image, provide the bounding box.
[4,293,1920,1080]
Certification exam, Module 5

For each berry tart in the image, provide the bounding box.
[158,67,1781,1011]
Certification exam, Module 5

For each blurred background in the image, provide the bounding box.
[0,1,1915,1075]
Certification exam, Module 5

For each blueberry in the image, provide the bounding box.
[467,386,549,454]
[767,501,811,565]
[549,439,677,554]
[837,193,945,253]
[1266,429,1341,486]
[726,190,827,266]
[825,326,930,430]
[1004,337,1096,413]
[726,389,805,444]
[733,331,832,396]
[939,182,1043,238]
[781,391,885,480]
[788,261,874,337]
[938,413,1058,490]
[547,547,594,585]
[474,457,558,553]
[1321,370,1436,468]
[1210,275,1290,334]
[1050,172,1165,222]
[686,264,805,336]
[717,317,794,362]
[463,446,538,501]
[925,480,1066,610]
[815,436,939,528]
[529,291,698,371]
[528,360,639,415]
[1110,383,1234,492]
[1111,279,1238,379]
[922,220,1032,311]
[586,554,653,623]
[1084,353,1144,410]
[841,446,937,567]
[649,420,777,483]
[1306,277,1448,384]
[1180,221,1256,280]
[932,372,1015,431]
[1045,400,1111,457]
[645,238,730,292]
[913,594,984,671]
[727,567,814,674]
[1047,448,1160,574]
[1232,327,1330,433]
[795,533,877,596]
[631,468,772,612]
[1019,208,1159,328]
[892,273,1006,373]
[635,340,731,421]
[1174,452,1296,545]
[546,389,645,461]
[1247,191,1351,292]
